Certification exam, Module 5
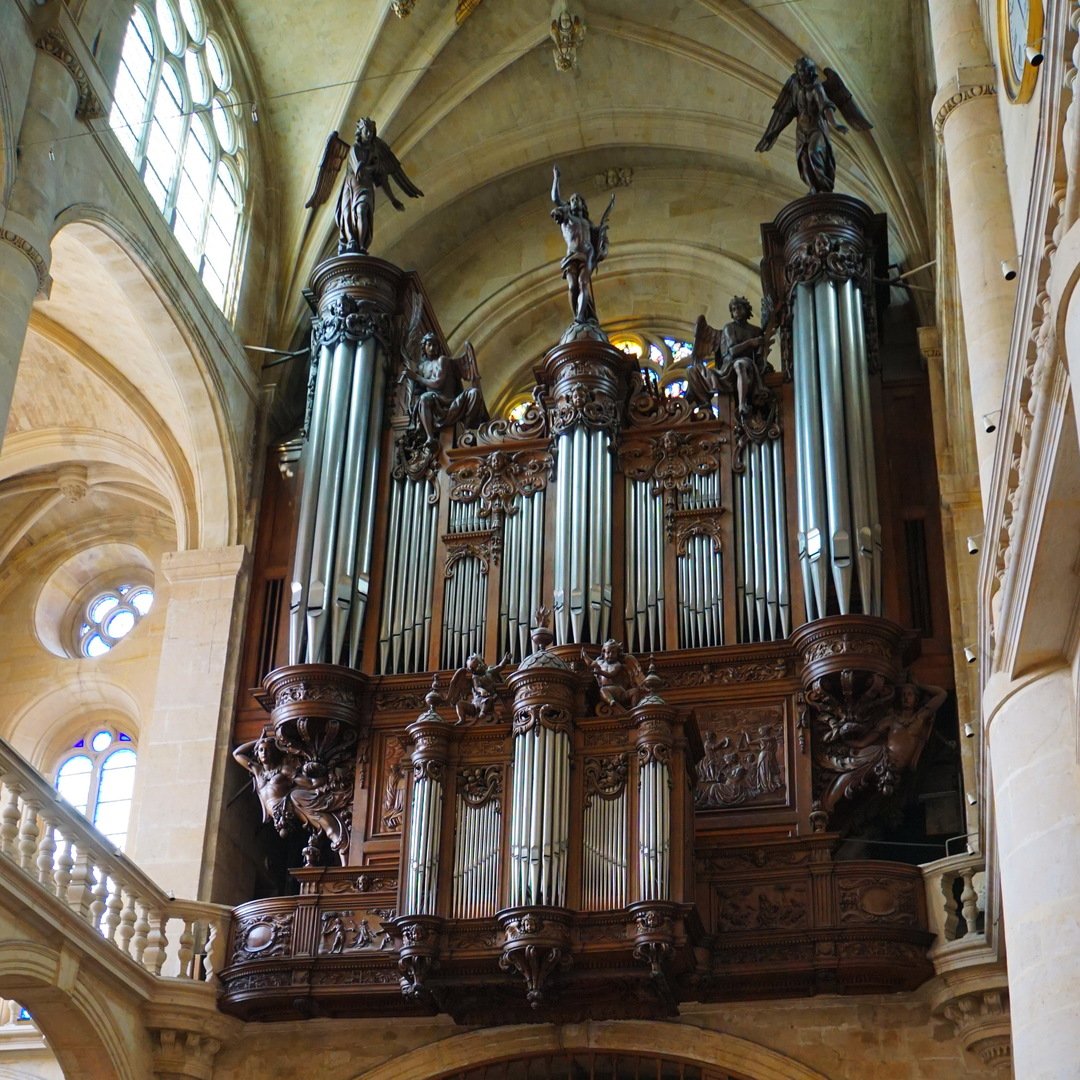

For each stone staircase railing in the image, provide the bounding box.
[0,739,229,985]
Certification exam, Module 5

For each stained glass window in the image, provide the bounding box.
[77,585,154,658]
[109,0,246,310]
[54,729,138,851]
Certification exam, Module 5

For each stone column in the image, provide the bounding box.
[126,547,247,899]
[928,0,1018,500]
[985,665,1080,1077]
[0,42,80,446]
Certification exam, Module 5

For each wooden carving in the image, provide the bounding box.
[447,447,553,518]
[696,706,787,811]
[619,430,724,495]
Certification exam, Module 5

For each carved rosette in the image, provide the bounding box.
[760,194,886,375]
[619,431,724,496]
[538,340,636,436]
[446,447,553,518]
[627,900,676,978]
[385,914,444,1000]
[497,907,573,1007]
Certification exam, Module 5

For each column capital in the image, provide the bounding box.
[32,6,109,122]
[933,67,997,141]
[0,226,51,298]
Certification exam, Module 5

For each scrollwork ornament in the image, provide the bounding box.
[447,448,553,518]
[637,741,672,767]
[549,384,619,435]
[583,755,628,806]
[785,233,872,292]
[669,512,724,554]
[412,759,445,784]
[445,532,499,574]
[619,431,724,495]
[392,431,441,487]
[458,765,502,809]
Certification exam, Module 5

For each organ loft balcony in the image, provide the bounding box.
[220,190,958,1025]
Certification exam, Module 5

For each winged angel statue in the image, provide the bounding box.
[398,287,487,448]
[305,117,423,254]
[754,58,872,194]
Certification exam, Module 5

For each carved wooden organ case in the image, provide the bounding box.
[223,195,952,1024]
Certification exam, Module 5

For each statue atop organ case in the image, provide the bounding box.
[223,112,957,1025]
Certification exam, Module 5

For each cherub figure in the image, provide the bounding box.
[550,8,585,71]
[689,296,773,420]
[447,652,512,725]
[585,639,647,711]
[233,730,349,859]
[305,117,424,254]
[754,57,872,194]
[550,165,615,334]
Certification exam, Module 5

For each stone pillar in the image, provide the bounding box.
[985,665,1080,1077]
[928,0,1018,500]
[126,547,247,899]
[0,42,80,446]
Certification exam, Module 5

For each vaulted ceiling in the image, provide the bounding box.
[225,0,933,407]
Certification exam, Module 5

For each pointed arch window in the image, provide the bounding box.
[109,0,248,311]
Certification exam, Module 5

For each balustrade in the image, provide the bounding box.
[0,742,228,986]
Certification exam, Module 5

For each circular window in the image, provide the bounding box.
[77,584,154,658]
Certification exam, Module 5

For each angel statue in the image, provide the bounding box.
[305,117,424,254]
[688,296,773,420]
[550,165,615,340]
[586,639,647,712]
[754,57,872,195]
[399,288,487,447]
[447,652,512,725]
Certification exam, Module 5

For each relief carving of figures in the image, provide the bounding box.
[754,57,872,195]
[319,910,393,954]
[381,738,408,831]
[696,709,786,810]
[447,448,553,518]
[447,652,512,725]
[305,117,424,255]
[550,164,614,342]
[810,677,948,825]
[585,640,647,713]
[234,729,353,865]
[619,430,725,496]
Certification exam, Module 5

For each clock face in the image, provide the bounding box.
[998,0,1043,103]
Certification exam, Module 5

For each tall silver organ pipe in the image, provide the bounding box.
[441,501,492,671]
[499,492,545,662]
[401,713,449,918]
[624,479,666,653]
[451,772,501,919]
[553,427,612,645]
[676,472,723,649]
[290,333,386,666]
[791,276,881,620]
[379,477,439,674]
[633,696,674,904]
[734,439,790,643]
[581,759,628,911]
[765,195,885,623]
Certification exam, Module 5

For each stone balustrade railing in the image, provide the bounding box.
[0,740,229,985]
[922,850,985,946]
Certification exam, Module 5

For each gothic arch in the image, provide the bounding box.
[352,1021,834,1080]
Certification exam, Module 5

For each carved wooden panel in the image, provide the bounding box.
[375,732,407,836]
[712,881,809,932]
[695,702,789,812]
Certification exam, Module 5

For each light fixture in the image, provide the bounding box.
[966,792,978,806]
[1001,258,1018,281]
[1026,43,1044,67]
[963,722,975,738]
[964,646,977,664]
[966,534,982,555]
[982,411,1001,434]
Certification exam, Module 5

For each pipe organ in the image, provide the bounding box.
[227,192,952,1025]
